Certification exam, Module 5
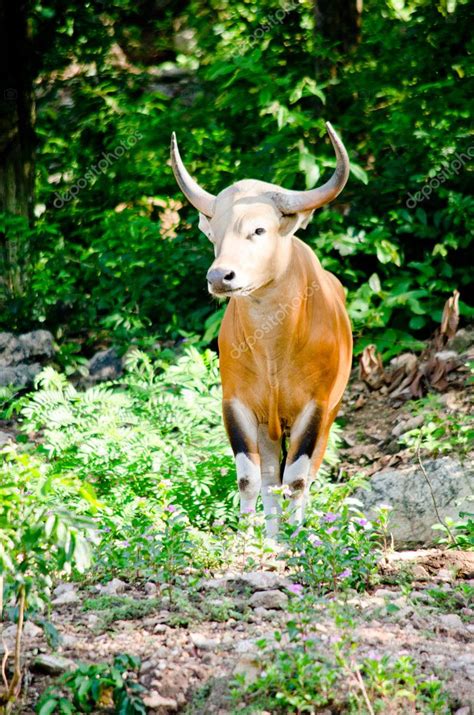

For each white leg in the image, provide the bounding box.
[282,400,321,525]
[223,399,261,515]
[257,424,282,537]
[235,453,261,513]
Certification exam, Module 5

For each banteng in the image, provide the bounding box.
[171,123,352,536]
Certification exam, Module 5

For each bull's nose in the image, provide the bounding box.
[206,267,236,292]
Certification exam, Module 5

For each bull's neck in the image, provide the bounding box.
[232,238,318,355]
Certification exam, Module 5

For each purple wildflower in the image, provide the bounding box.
[355,518,369,527]
[322,512,339,523]
[326,526,337,534]
[308,534,323,547]
[166,504,177,513]
[338,568,352,579]
[119,540,130,548]
[288,583,304,596]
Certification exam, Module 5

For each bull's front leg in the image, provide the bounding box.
[282,401,328,525]
[223,400,261,514]
[257,424,282,537]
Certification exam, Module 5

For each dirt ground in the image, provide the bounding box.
[10,548,474,714]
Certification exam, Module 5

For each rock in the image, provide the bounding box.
[33,653,76,674]
[88,348,122,382]
[19,331,55,360]
[391,414,424,438]
[0,430,13,446]
[143,692,178,710]
[52,588,79,606]
[144,581,158,596]
[373,588,398,600]
[249,590,288,610]
[53,582,77,597]
[97,577,127,595]
[0,331,54,387]
[411,564,430,580]
[252,606,277,621]
[448,327,474,354]
[190,632,218,651]
[454,707,471,715]
[60,633,79,648]
[2,620,42,640]
[356,457,474,547]
[230,571,292,592]
[0,333,25,366]
[438,613,464,631]
[0,363,42,388]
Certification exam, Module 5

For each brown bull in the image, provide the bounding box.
[171,123,352,536]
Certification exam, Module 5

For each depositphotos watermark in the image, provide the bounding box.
[230,280,320,359]
[237,0,299,56]
[53,130,143,208]
[405,146,474,208]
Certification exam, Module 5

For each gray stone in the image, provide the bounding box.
[249,590,288,610]
[144,581,158,596]
[53,582,76,597]
[0,430,13,446]
[19,331,54,360]
[356,457,474,547]
[88,348,122,382]
[2,620,42,641]
[190,632,218,650]
[97,577,127,595]
[143,692,178,710]
[0,330,54,369]
[0,333,24,366]
[448,328,474,354]
[229,571,292,592]
[33,654,76,674]
[438,613,464,631]
[52,589,79,606]
[391,415,424,438]
[0,363,42,388]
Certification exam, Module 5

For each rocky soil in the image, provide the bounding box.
[3,551,473,714]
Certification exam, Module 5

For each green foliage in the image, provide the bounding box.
[0,447,96,611]
[280,484,383,593]
[420,583,474,618]
[1,0,472,353]
[234,596,449,713]
[399,394,474,457]
[36,654,146,714]
[432,511,474,550]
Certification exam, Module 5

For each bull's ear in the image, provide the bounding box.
[279,210,314,237]
[198,212,214,242]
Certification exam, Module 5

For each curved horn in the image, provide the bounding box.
[170,133,216,217]
[271,122,350,214]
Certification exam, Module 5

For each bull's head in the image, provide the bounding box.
[170,123,349,297]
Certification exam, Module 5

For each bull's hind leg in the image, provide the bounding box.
[257,424,282,537]
[282,401,332,525]
[223,400,261,514]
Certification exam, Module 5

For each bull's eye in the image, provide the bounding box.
[254,227,266,235]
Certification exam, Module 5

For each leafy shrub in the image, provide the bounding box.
[279,477,383,593]
[234,596,450,713]
[0,447,96,710]
[36,654,145,714]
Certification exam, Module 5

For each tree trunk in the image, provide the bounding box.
[315,0,363,53]
[0,0,34,218]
